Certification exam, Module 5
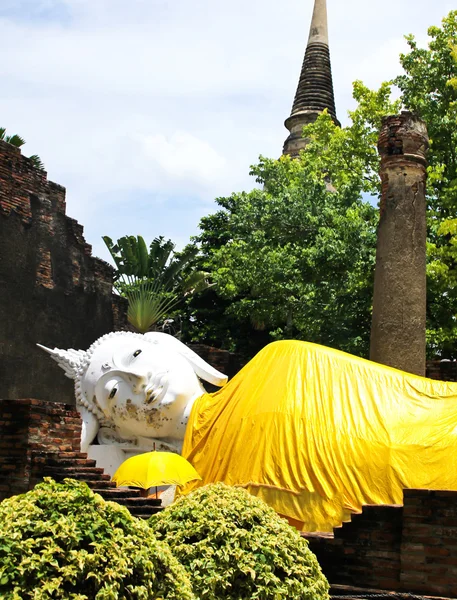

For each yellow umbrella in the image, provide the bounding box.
[112,451,201,490]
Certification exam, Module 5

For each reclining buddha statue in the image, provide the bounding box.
[39,332,227,454]
[41,332,457,532]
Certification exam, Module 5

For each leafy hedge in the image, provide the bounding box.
[150,483,330,600]
[0,478,194,600]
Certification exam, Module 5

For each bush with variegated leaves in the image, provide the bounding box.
[150,483,330,600]
[0,478,194,600]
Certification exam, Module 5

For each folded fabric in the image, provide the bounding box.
[182,340,457,532]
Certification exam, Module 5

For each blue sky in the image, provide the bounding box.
[0,0,454,263]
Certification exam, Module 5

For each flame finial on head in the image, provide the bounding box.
[37,343,102,418]
[37,344,89,380]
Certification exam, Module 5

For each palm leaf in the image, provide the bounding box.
[29,154,44,170]
[102,236,134,288]
[137,235,150,278]
[148,237,175,279]
[5,134,25,147]
[160,246,199,291]
[126,281,179,333]
[103,233,208,331]
[181,271,212,294]
[119,236,139,275]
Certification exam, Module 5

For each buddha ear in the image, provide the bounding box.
[37,344,88,380]
[144,332,228,387]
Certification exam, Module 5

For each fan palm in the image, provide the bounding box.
[103,235,210,333]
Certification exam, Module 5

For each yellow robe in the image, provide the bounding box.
[181,340,457,532]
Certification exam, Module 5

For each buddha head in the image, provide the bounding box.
[39,331,227,444]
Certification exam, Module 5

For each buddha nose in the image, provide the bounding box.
[144,385,159,405]
[128,372,151,395]
[144,371,167,405]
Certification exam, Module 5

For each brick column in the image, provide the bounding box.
[370,112,429,376]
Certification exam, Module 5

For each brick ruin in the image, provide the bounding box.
[0,398,162,518]
[0,139,129,404]
[305,489,457,598]
[0,398,81,499]
[427,360,457,381]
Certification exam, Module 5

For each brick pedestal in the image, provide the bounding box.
[305,489,457,598]
[0,398,81,501]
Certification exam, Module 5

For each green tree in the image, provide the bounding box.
[151,483,329,600]
[394,10,457,356]
[103,235,209,333]
[188,13,457,361]
[0,126,44,170]
[184,83,399,359]
[194,155,376,357]
[302,81,401,197]
[0,478,194,599]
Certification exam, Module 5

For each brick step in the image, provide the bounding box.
[58,452,88,459]
[43,466,106,476]
[31,447,164,520]
[45,475,114,488]
[121,504,163,517]
[84,480,117,489]
[47,457,97,468]
[43,470,110,483]
[95,488,142,499]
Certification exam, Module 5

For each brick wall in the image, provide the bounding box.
[426,360,457,382]
[305,490,457,598]
[0,140,117,404]
[309,505,403,591]
[0,398,81,501]
[400,489,457,597]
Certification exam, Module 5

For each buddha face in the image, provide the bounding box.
[40,331,227,447]
[82,335,205,440]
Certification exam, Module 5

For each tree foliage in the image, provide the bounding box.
[0,478,194,600]
[196,155,376,357]
[150,483,329,600]
[103,235,208,334]
[186,11,457,360]
[302,81,401,197]
[184,83,399,358]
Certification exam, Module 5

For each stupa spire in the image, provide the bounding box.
[283,0,340,157]
[307,0,329,45]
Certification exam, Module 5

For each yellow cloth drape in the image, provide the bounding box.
[181,340,457,532]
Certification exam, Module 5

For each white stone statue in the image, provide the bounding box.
[38,332,227,454]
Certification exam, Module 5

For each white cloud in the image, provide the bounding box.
[0,0,454,258]
[134,131,226,186]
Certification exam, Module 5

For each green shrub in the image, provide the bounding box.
[0,478,195,600]
[150,483,330,600]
